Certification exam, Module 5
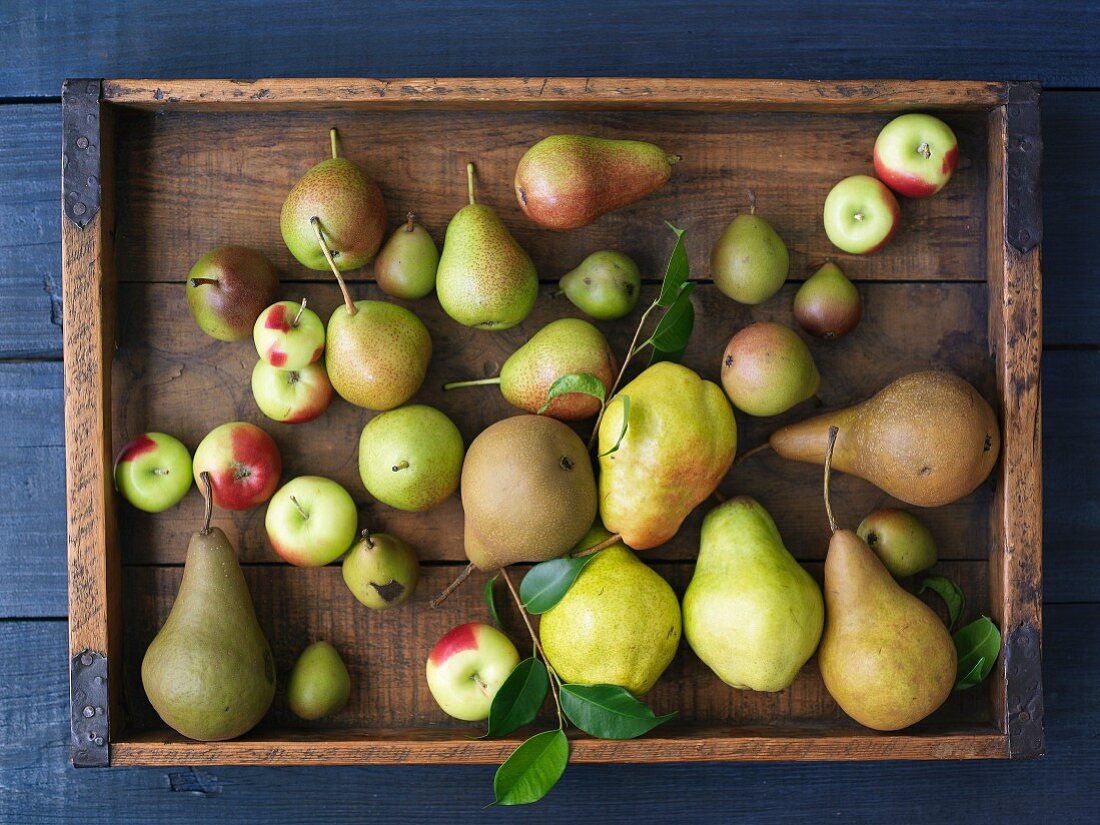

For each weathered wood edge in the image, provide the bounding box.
[62,78,118,768]
[100,77,1007,112]
[987,87,1045,759]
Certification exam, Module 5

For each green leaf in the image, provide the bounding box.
[598,394,630,457]
[492,729,569,806]
[655,223,688,307]
[520,554,600,614]
[953,616,1002,691]
[646,281,696,365]
[537,372,606,415]
[920,575,966,630]
[484,574,501,627]
[483,658,549,738]
[559,684,677,740]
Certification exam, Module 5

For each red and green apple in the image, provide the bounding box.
[874,113,959,198]
[823,175,900,255]
[425,622,520,721]
[192,421,282,511]
[251,360,334,424]
[253,299,325,370]
[265,475,359,566]
[113,432,193,512]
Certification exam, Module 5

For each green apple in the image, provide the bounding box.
[342,531,420,609]
[874,113,959,198]
[265,475,359,566]
[358,405,464,511]
[251,360,334,424]
[253,299,325,370]
[823,174,900,254]
[192,421,282,511]
[425,622,519,722]
[113,432,192,512]
[287,641,352,720]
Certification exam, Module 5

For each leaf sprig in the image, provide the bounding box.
[922,575,1002,691]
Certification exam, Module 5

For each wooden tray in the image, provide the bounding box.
[62,78,1043,767]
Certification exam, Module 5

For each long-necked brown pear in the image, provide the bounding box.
[599,362,737,550]
[514,135,678,230]
[141,474,275,741]
[769,370,1000,507]
[444,318,617,420]
[817,428,957,731]
[281,128,387,271]
[683,497,823,692]
[460,415,596,570]
[436,163,538,330]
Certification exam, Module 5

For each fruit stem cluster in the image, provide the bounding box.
[499,568,565,729]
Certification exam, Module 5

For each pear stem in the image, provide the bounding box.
[572,532,622,559]
[310,216,357,315]
[188,277,219,288]
[466,162,477,205]
[198,471,213,536]
[732,442,774,469]
[405,211,416,231]
[330,127,339,159]
[443,376,501,390]
[429,561,476,609]
[391,460,409,472]
[360,528,375,549]
[748,188,757,215]
[667,154,682,164]
[589,299,658,450]
[499,567,565,727]
[292,297,307,328]
[824,425,839,534]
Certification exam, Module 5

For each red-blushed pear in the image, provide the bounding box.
[823,175,900,255]
[264,476,359,567]
[425,622,520,721]
[185,246,279,342]
[192,422,281,511]
[374,212,440,300]
[720,322,820,417]
[874,113,959,198]
[251,360,334,424]
[253,299,325,370]
[792,262,863,340]
[113,432,193,513]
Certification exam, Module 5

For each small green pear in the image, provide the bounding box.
[342,530,420,609]
[374,212,440,299]
[436,164,538,330]
[444,318,617,421]
[856,509,938,578]
[720,322,820,417]
[710,207,789,304]
[358,405,464,511]
[558,250,642,320]
[540,537,681,696]
[683,497,823,692]
[287,641,351,720]
[793,262,863,339]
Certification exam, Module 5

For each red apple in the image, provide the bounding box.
[192,422,282,510]
[424,622,520,721]
[874,113,959,198]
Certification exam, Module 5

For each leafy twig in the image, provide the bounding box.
[499,568,564,727]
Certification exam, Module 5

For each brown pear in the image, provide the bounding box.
[460,415,597,570]
[769,370,999,507]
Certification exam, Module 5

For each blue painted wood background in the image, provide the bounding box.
[1,2,1097,821]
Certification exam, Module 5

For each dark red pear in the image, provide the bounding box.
[185,246,280,342]
[793,262,862,339]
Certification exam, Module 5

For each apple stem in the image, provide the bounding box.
[310,216,357,315]
[198,472,213,536]
[732,442,774,469]
[330,127,339,159]
[290,495,308,520]
[499,567,565,727]
[360,528,375,549]
[429,561,475,609]
[292,297,307,328]
[854,212,864,222]
[748,188,757,215]
[152,467,169,476]
[667,154,682,165]
[188,277,219,288]
[917,141,931,159]
[466,162,477,206]
[405,211,416,232]
[443,376,501,390]
[391,460,409,472]
[572,532,622,558]
[823,426,839,534]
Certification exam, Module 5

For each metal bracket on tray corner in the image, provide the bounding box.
[70,649,109,767]
[1005,81,1042,254]
[62,78,103,229]
[1004,621,1045,759]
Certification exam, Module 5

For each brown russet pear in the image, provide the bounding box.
[281,128,386,271]
[721,322,820,417]
[817,429,957,731]
[769,370,1000,507]
[514,135,679,230]
[793,262,863,339]
[599,362,737,550]
[436,164,538,330]
[444,318,617,421]
[460,415,596,570]
[710,204,789,304]
[374,212,440,299]
[141,474,275,741]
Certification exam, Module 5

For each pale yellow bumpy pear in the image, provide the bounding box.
[598,362,737,550]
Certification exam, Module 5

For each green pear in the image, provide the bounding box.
[141,476,275,741]
[720,322,820,417]
[683,497,823,691]
[358,405,464,511]
[710,209,789,304]
[342,530,420,609]
[186,246,280,341]
[558,250,642,320]
[287,641,351,720]
[444,318,618,421]
[436,164,538,330]
[281,128,387,271]
[541,537,681,696]
[856,508,938,578]
[599,362,737,550]
[793,262,862,339]
[374,212,440,299]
